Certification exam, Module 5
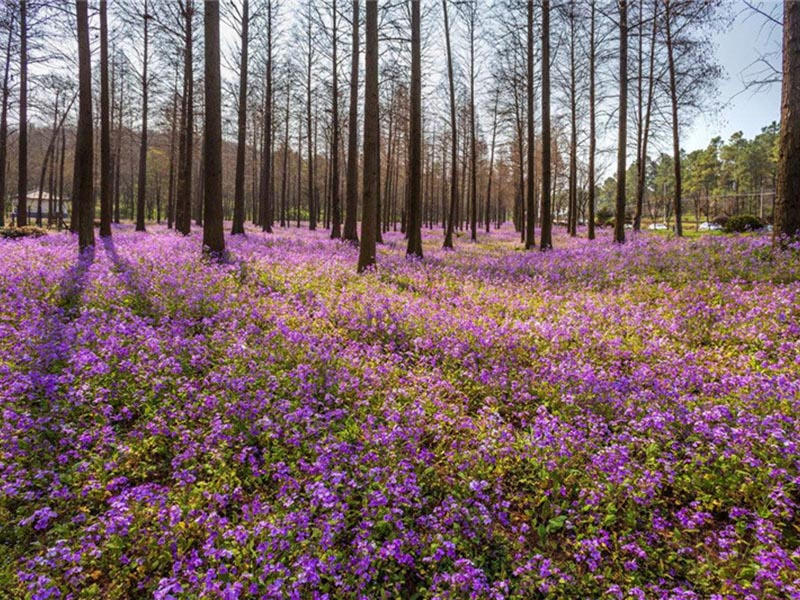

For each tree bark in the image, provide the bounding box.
[99,0,112,237]
[568,2,577,237]
[588,0,596,240]
[260,1,273,232]
[614,0,628,244]
[540,0,553,249]
[135,0,149,232]
[176,1,194,235]
[774,0,799,240]
[485,91,499,233]
[343,0,360,242]
[665,0,682,236]
[406,0,423,256]
[202,0,224,254]
[17,0,27,227]
[634,0,658,232]
[0,12,14,228]
[330,0,342,239]
[74,0,94,251]
[442,0,458,249]
[357,0,378,272]
[232,0,249,234]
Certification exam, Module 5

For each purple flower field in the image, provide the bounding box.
[1,225,799,599]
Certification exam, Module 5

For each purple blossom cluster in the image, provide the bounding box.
[1,225,799,599]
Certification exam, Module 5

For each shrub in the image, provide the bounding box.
[723,214,764,233]
[596,207,614,227]
[0,225,48,239]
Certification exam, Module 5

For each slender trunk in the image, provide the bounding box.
[306,12,315,231]
[442,0,458,249]
[330,0,342,239]
[280,82,290,227]
[588,0,596,239]
[167,64,179,229]
[202,0,224,254]
[176,1,194,235]
[99,0,112,236]
[468,8,477,242]
[357,0,378,272]
[74,0,94,251]
[343,0,360,242]
[540,0,553,249]
[58,128,65,230]
[568,2,577,237]
[0,13,14,227]
[17,0,28,227]
[775,0,800,239]
[525,0,537,248]
[614,0,628,243]
[260,1,273,232]
[485,92,499,234]
[135,0,149,232]
[665,0,682,236]
[232,0,249,234]
[406,0,422,256]
[635,0,658,232]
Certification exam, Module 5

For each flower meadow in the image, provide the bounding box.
[1,225,799,600]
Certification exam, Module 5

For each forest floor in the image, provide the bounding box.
[1,225,799,599]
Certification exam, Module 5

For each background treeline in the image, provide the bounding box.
[0,0,796,253]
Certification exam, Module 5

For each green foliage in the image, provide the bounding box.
[723,214,765,233]
[0,226,48,239]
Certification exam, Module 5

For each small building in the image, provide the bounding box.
[10,191,69,227]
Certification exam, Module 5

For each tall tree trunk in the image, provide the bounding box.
[260,1,273,232]
[540,0,553,249]
[664,0,681,236]
[18,0,28,227]
[525,0,536,249]
[442,0,458,249]
[202,0,224,254]
[58,128,65,230]
[407,1,422,257]
[306,11,315,231]
[167,64,179,229]
[136,0,149,232]
[775,0,800,240]
[568,2,577,237]
[280,82,290,227]
[468,8,477,242]
[330,0,342,239]
[99,1,112,236]
[74,0,94,251]
[357,0,378,272]
[614,0,628,244]
[232,0,249,234]
[588,0,596,240]
[0,11,14,227]
[343,0,360,243]
[485,91,498,234]
[176,1,194,235]
[635,0,658,233]
[0,17,14,227]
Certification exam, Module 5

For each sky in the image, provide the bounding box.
[682,0,782,151]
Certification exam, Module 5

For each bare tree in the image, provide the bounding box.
[74,0,94,251]
[203,0,224,254]
[357,0,378,272]
[442,0,458,250]
[406,0,422,257]
[343,0,360,243]
[540,0,553,250]
[614,0,628,244]
[231,0,249,235]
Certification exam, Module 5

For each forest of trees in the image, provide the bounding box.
[0,0,797,265]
